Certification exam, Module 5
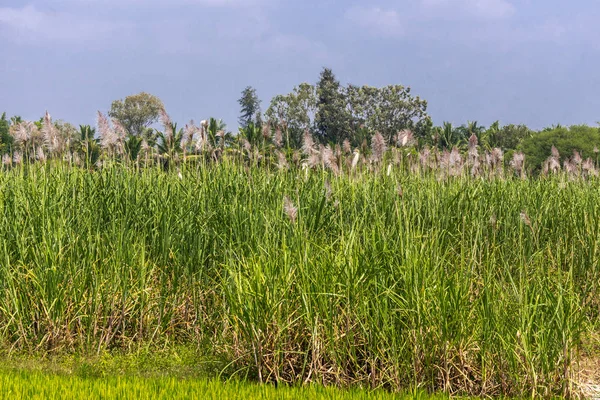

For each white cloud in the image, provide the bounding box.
[65,0,270,7]
[256,33,331,62]
[468,0,515,18]
[344,6,403,37]
[422,0,515,19]
[0,5,44,31]
[185,0,271,5]
[0,5,129,44]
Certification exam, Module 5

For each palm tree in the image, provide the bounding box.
[10,116,23,126]
[481,120,500,150]
[125,135,143,164]
[204,118,233,161]
[466,121,485,136]
[240,122,263,148]
[206,118,228,148]
[78,125,100,168]
[439,122,456,149]
[451,121,485,149]
[156,123,184,169]
[442,121,485,149]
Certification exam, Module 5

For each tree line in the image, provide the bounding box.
[1,67,600,173]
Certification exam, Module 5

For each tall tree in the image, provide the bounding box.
[238,86,262,128]
[315,68,351,144]
[108,92,164,137]
[77,125,101,168]
[345,84,429,145]
[492,123,532,151]
[0,113,12,154]
[10,116,22,126]
[265,83,317,148]
[452,121,485,147]
[438,122,457,149]
[267,69,429,148]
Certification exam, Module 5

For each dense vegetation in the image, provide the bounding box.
[2,68,600,398]
[0,159,598,397]
[1,370,421,399]
[1,69,599,175]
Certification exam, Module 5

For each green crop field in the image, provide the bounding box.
[0,161,598,398]
[0,369,430,400]
[0,351,448,399]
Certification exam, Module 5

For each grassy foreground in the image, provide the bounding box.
[0,370,424,400]
[0,352,444,399]
[0,161,599,397]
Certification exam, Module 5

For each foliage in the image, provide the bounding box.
[315,68,352,144]
[455,121,485,141]
[482,122,532,151]
[267,69,429,148]
[10,115,23,126]
[239,122,268,148]
[431,121,483,149]
[265,83,316,148]
[0,163,595,397]
[77,125,101,168]
[430,121,533,152]
[54,120,79,151]
[0,368,422,399]
[413,115,433,144]
[432,122,459,149]
[156,122,184,168]
[125,135,143,162]
[0,113,12,154]
[141,127,158,149]
[238,86,262,129]
[345,84,429,145]
[108,92,164,137]
[206,118,230,148]
[521,124,600,171]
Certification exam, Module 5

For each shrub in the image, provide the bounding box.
[520,124,600,172]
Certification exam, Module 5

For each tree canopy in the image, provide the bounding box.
[0,113,12,153]
[315,68,351,144]
[266,67,430,148]
[238,86,262,128]
[483,122,532,151]
[265,83,317,148]
[108,92,164,137]
[520,125,600,171]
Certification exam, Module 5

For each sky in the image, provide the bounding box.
[0,0,599,131]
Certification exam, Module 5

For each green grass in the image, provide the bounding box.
[0,351,447,399]
[0,161,598,397]
[0,369,431,400]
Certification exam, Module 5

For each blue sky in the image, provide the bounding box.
[0,0,598,130]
